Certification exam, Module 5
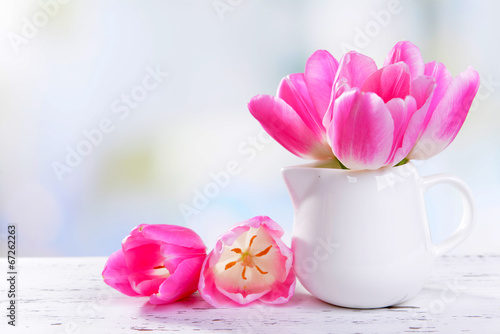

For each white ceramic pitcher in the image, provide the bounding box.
[282,160,475,308]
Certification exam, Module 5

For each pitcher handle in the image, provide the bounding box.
[422,174,475,257]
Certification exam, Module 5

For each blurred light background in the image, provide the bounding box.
[0,0,498,256]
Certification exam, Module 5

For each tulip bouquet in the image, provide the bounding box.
[103,42,479,308]
[249,41,479,170]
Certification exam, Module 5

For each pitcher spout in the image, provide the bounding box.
[281,167,319,211]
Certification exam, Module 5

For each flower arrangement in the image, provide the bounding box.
[102,41,480,307]
[248,41,479,170]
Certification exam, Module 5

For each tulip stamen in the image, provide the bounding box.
[225,261,237,270]
[254,245,272,257]
[223,234,272,279]
[242,266,247,280]
[248,235,257,248]
[255,265,268,275]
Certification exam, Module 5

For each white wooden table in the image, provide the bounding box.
[2,256,500,333]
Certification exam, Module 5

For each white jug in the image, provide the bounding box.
[282,160,475,308]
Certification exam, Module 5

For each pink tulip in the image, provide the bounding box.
[327,41,479,169]
[327,50,436,169]
[249,41,479,170]
[102,224,207,304]
[384,42,481,160]
[198,216,296,307]
[248,50,339,160]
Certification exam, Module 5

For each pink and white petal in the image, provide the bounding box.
[248,95,333,160]
[333,51,378,94]
[324,52,377,129]
[270,237,294,280]
[384,98,414,165]
[212,216,285,266]
[149,255,205,304]
[387,96,419,165]
[223,216,289,255]
[278,73,324,136]
[217,284,271,305]
[102,250,139,297]
[199,252,239,307]
[424,61,453,114]
[214,261,275,299]
[410,75,436,110]
[329,89,394,170]
[214,225,251,255]
[259,267,296,304]
[409,67,480,160]
[361,62,411,103]
[304,50,339,118]
[122,242,164,272]
[405,75,436,145]
[238,216,285,239]
[129,270,168,296]
[140,224,206,250]
[213,226,286,295]
[160,243,206,273]
[384,41,424,79]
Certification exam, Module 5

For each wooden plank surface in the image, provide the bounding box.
[2,255,499,333]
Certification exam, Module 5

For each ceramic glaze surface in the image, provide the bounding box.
[282,162,475,308]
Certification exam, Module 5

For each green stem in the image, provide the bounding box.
[336,157,349,170]
[395,158,409,166]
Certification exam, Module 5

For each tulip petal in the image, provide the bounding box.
[278,73,324,137]
[333,51,378,94]
[123,242,164,273]
[214,227,286,298]
[304,50,339,117]
[329,89,394,170]
[198,250,235,307]
[140,224,206,250]
[411,75,436,110]
[409,67,480,160]
[385,76,436,164]
[198,216,295,308]
[324,51,377,128]
[129,268,169,296]
[102,250,139,297]
[386,96,418,165]
[160,243,206,274]
[259,266,296,304]
[104,224,206,303]
[424,61,453,115]
[384,41,424,79]
[361,62,411,103]
[248,94,333,160]
[149,255,206,304]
